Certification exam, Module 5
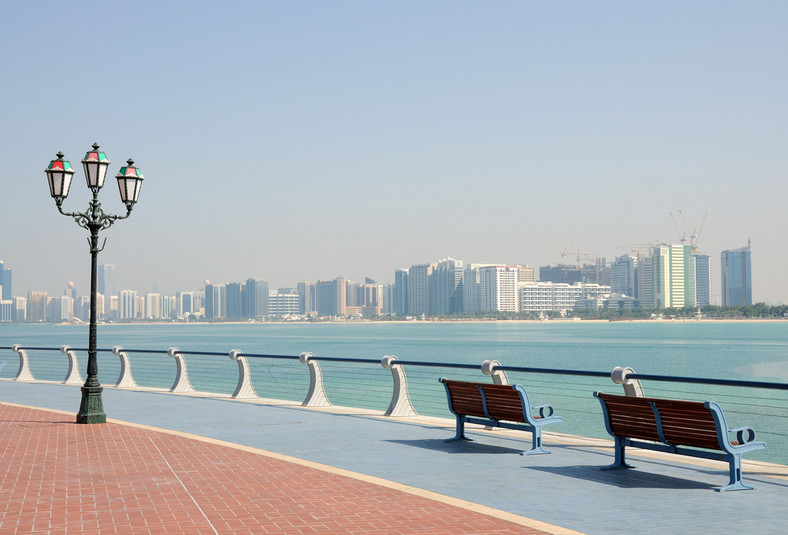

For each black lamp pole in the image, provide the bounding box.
[45,143,144,424]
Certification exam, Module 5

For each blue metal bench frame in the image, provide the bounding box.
[439,378,563,455]
[594,391,766,491]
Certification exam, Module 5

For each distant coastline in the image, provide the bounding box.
[28,316,788,327]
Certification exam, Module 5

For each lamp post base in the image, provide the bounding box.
[76,385,107,424]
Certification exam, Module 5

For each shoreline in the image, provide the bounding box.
[27,317,788,327]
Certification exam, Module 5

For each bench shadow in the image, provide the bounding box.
[387,438,524,455]
[528,464,715,490]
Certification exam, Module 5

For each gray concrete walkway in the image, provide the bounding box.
[2,381,787,534]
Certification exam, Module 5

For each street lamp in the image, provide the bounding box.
[45,143,144,424]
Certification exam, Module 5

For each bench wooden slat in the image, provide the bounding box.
[443,380,486,418]
[478,384,526,423]
[653,399,720,450]
[596,394,661,441]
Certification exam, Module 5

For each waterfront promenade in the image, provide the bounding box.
[1,381,787,534]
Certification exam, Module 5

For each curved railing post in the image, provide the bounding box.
[481,359,509,385]
[11,345,35,382]
[60,345,84,385]
[230,349,259,399]
[300,352,331,407]
[112,346,139,388]
[168,347,195,393]
[382,355,417,417]
[611,366,644,397]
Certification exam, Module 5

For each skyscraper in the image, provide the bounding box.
[243,279,269,319]
[0,261,12,300]
[693,253,711,306]
[651,244,695,309]
[225,282,242,319]
[430,258,464,315]
[721,244,752,306]
[610,255,638,297]
[316,277,347,317]
[479,266,519,313]
[119,290,138,320]
[98,264,116,298]
[394,269,408,316]
[407,264,433,316]
[27,291,47,322]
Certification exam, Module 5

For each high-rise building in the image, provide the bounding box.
[430,258,464,315]
[316,277,347,317]
[517,266,535,284]
[0,299,12,322]
[693,253,712,306]
[382,284,395,315]
[539,264,582,284]
[13,296,26,322]
[298,281,317,316]
[119,290,138,320]
[610,255,638,297]
[651,244,695,309]
[98,265,116,298]
[225,282,242,319]
[176,291,194,316]
[243,279,269,319]
[145,293,162,319]
[394,269,408,316]
[203,282,226,320]
[268,291,301,316]
[27,291,47,322]
[462,264,496,314]
[479,266,519,313]
[721,243,752,306]
[407,264,433,316]
[0,261,12,300]
[582,259,610,286]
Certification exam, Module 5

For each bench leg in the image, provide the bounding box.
[602,437,635,470]
[445,415,473,442]
[520,427,551,456]
[717,454,755,492]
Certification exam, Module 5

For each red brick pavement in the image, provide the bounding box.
[0,404,570,535]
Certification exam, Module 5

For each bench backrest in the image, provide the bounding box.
[442,379,487,418]
[651,398,720,450]
[596,393,661,442]
[597,393,721,450]
[478,383,527,422]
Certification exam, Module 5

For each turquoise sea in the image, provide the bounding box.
[2,321,787,464]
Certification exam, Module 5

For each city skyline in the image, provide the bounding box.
[0,244,749,310]
[2,2,786,303]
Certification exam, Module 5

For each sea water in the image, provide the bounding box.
[2,321,787,464]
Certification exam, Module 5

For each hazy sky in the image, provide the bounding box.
[2,1,786,303]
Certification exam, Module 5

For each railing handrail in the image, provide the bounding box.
[626,373,788,391]
[4,345,788,392]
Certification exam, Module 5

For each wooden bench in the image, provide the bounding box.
[439,378,562,455]
[594,391,766,491]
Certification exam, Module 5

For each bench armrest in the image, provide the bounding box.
[730,426,757,445]
[533,404,556,418]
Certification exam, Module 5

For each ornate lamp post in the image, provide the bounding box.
[45,143,144,424]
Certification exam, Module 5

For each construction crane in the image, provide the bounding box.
[679,209,708,253]
[669,211,687,245]
[569,235,588,268]
[547,229,570,265]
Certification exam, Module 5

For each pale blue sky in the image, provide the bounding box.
[2,1,786,302]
